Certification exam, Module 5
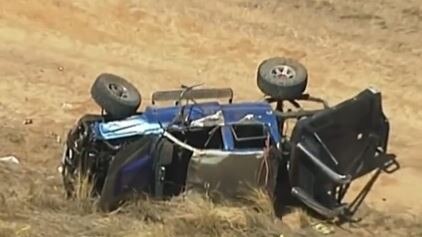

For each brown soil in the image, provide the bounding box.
[0,0,421,236]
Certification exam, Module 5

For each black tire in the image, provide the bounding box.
[257,57,308,100]
[91,73,141,120]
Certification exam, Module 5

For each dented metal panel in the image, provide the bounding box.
[185,152,279,198]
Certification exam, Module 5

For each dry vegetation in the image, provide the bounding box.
[0,163,290,237]
[1,162,421,237]
[0,0,422,236]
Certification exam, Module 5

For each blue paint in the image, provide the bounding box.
[93,101,282,150]
[115,154,153,196]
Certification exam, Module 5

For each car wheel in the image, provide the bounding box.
[91,73,141,120]
[257,57,308,100]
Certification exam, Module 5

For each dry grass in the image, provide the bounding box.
[120,190,286,237]
[2,160,420,237]
[0,163,292,237]
[0,163,294,237]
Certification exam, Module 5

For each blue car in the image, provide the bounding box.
[60,57,395,220]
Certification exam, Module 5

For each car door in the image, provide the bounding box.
[98,134,160,211]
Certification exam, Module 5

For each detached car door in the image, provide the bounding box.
[288,88,390,218]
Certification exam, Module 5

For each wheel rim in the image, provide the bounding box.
[271,65,296,80]
[108,83,129,100]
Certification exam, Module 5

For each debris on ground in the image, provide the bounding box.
[23,119,33,125]
[0,156,20,165]
[61,103,73,110]
[311,223,335,235]
[50,132,62,143]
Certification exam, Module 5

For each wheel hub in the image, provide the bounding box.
[271,65,296,80]
[108,83,129,99]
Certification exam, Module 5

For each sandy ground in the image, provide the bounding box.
[0,0,421,236]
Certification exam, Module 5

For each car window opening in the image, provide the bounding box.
[172,126,224,150]
[232,123,269,149]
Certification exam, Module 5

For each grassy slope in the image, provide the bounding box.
[0,0,421,236]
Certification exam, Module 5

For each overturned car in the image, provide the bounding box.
[60,57,396,220]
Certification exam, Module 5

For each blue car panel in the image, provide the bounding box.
[94,101,282,150]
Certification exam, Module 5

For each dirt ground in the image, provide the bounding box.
[0,0,421,236]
